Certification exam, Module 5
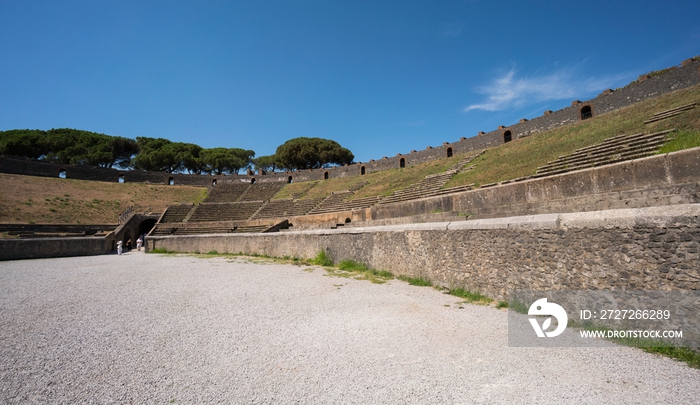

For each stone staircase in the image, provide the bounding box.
[204,183,251,202]
[359,152,482,207]
[286,198,324,216]
[238,182,286,202]
[645,103,697,124]
[308,191,354,214]
[378,170,458,205]
[306,182,370,214]
[249,197,326,219]
[250,199,296,219]
[160,204,194,223]
[289,181,318,199]
[309,194,382,214]
[534,129,674,178]
[188,202,263,222]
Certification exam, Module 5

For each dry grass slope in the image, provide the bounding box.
[0,174,207,224]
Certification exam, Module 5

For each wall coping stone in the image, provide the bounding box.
[559,204,700,229]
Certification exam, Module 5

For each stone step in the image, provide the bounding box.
[537,138,667,173]
[557,131,668,160]
[644,103,697,124]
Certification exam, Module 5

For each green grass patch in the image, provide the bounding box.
[641,346,700,369]
[496,301,509,309]
[658,130,700,154]
[574,321,700,369]
[448,288,493,304]
[397,275,433,287]
[310,249,334,267]
[325,261,394,284]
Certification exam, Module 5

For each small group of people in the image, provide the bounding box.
[117,235,143,255]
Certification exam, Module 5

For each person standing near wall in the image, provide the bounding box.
[117,240,123,255]
[136,236,143,251]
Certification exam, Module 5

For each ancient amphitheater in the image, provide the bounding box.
[2,57,700,403]
[2,57,699,297]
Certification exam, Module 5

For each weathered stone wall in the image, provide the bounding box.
[145,204,700,299]
[0,234,115,261]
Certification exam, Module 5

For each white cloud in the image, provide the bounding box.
[441,23,463,38]
[464,65,629,112]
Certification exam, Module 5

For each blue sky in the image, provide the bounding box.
[1,1,699,163]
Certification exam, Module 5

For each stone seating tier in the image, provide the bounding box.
[204,183,251,202]
[378,170,457,205]
[238,182,286,202]
[187,202,263,222]
[309,195,382,214]
[251,198,325,219]
[535,130,673,177]
[160,204,194,223]
[644,103,697,124]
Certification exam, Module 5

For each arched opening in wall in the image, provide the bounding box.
[288,176,293,184]
[399,158,406,168]
[360,166,366,175]
[138,218,157,237]
[344,218,351,224]
[118,175,125,183]
[212,179,217,186]
[324,171,329,180]
[168,177,174,185]
[503,130,512,143]
[58,169,67,179]
[446,147,453,158]
[251,178,256,184]
[580,105,593,120]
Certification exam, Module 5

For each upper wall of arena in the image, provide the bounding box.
[1,57,699,186]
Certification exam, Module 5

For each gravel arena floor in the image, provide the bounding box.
[1,251,699,404]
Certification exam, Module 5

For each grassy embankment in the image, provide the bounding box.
[0,173,207,224]
[272,84,700,200]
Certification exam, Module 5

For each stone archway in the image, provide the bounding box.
[138,218,157,237]
[503,130,512,143]
[399,158,406,168]
[446,147,453,158]
[580,105,593,120]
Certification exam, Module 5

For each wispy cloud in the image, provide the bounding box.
[464,64,630,112]
[441,23,463,38]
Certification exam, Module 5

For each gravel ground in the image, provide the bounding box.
[1,251,699,404]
